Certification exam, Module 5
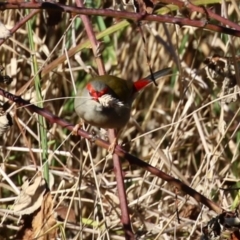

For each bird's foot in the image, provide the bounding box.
[108,137,117,154]
[72,123,82,135]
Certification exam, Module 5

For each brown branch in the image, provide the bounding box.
[71,0,132,237]
[75,0,105,75]
[0,87,224,215]
[0,2,240,36]
[108,128,134,239]
[159,0,240,31]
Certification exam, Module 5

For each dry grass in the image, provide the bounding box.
[0,1,240,239]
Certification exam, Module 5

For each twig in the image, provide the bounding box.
[0,87,224,215]
[0,2,240,35]
[74,0,134,238]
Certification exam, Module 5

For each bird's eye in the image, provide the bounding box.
[98,88,108,96]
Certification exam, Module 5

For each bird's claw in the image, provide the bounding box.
[108,138,117,154]
[72,123,82,135]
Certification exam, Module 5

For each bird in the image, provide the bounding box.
[74,68,172,131]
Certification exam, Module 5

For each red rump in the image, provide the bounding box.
[133,79,151,91]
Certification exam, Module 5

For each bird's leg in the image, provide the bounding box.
[72,119,84,135]
[108,137,117,154]
[108,129,120,154]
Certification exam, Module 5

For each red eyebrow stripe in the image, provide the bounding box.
[86,83,108,99]
[86,83,94,92]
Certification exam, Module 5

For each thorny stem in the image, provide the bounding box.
[75,0,105,75]
[1,2,240,35]
[74,0,133,238]
[0,88,224,215]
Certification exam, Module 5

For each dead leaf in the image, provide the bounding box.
[15,177,57,240]
[204,55,240,104]
[0,21,11,40]
[55,205,76,223]
[133,0,154,14]
[14,176,48,215]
